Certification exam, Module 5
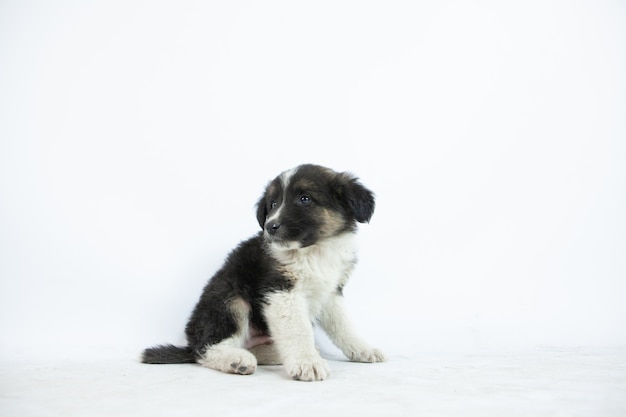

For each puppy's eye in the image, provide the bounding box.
[270,200,277,209]
[299,195,312,206]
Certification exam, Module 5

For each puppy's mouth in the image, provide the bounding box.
[263,228,315,250]
[267,238,303,251]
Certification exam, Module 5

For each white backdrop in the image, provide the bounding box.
[1,1,625,360]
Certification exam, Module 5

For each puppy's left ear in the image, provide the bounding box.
[256,192,268,229]
[340,175,376,223]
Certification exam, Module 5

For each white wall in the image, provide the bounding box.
[1,0,625,359]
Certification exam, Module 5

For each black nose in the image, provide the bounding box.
[266,222,281,235]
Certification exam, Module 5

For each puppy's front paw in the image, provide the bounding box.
[347,347,386,363]
[287,357,330,381]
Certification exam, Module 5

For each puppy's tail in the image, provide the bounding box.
[141,344,197,364]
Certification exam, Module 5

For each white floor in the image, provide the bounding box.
[1,346,624,417]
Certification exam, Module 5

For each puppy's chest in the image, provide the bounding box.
[274,240,357,312]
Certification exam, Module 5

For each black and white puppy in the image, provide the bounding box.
[142,164,385,381]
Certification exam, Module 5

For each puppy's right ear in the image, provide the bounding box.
[256,192,268,230]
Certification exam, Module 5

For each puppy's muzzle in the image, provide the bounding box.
[266,222,281,235]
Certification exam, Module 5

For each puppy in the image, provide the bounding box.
[142,164,385,381]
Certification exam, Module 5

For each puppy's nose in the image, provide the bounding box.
[266,222,281,235]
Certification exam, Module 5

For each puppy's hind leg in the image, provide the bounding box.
[197,297,258,375]
[199,340,258,375]
[249,343,282,365]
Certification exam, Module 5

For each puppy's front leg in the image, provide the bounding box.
[318,293,386,363]
[264,291,330,381]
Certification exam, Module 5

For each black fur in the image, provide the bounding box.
[182,234,291,359]
[141,164,375,366]
[142,344,196,364]
[141,234,291,364]
[337,176,375,223]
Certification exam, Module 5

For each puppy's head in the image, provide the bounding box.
[256,164,375,249]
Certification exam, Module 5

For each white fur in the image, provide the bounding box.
[264,290,330,381]
[279,167,298,187]
[269,232,357,317]
[263,232,385,381]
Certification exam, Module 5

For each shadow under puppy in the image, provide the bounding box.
[142,164,385,381]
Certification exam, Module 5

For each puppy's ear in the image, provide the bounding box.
[339,174,376,223]
[256,192,268,229]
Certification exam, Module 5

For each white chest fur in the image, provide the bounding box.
[269,233,358,318]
